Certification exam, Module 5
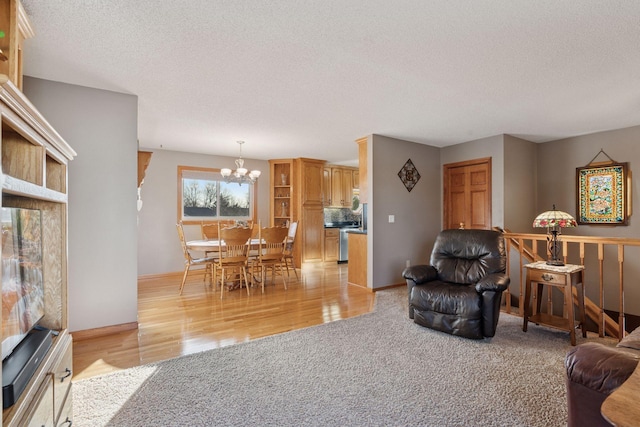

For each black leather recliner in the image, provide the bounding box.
[402,229,510,339]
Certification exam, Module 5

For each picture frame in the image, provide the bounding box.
[576,162,629,225]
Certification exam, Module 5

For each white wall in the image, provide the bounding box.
[370,135,441,289]
[137,148,270,276]
[23,77,139,332]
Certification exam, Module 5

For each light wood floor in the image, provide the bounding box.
[71,263,376,381]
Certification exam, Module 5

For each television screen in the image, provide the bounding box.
[1,208,44,361]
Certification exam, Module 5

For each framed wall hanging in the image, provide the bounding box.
[576,149,630,225]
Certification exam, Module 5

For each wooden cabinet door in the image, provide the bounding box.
[328,167,355,207]
[323,168,331,206]
[293,158,326,264]
[356,137,368,204]
[301,160,324,205]
[301,206,325,262]
[341,170,353,208]
[52,335,73,424]
[324,228,339,261]
[443,157,491,230]
[330,168,343,206]
[25,378,55,427]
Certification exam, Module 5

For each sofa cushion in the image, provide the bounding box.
[410,281,481,318]
[617,327,640,350]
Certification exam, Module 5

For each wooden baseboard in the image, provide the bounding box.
[71,322,138,341]
[373,283,405,291]
[138,271,184,282]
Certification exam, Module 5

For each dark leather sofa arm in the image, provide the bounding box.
[565,342,639,394]
[402,265,438,284]
[475,273,510,293]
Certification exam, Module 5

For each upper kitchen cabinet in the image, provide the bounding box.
[324,165,358,208]
[356,137,368,204]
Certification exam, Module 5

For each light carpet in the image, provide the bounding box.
[73,287,610,426]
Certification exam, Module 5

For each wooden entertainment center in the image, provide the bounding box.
[1,0,76,425]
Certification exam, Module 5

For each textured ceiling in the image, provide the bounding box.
[19,0,640,164]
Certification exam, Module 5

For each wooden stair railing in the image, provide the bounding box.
[496,228,638,340]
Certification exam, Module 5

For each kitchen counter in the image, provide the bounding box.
[324,222,360,229]
[346,229,367,235]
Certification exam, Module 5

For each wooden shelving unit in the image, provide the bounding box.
[269,159,293,227]
[1,73,76,425]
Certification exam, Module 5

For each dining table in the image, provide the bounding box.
[186,238,263,252]
[186,238,264,291]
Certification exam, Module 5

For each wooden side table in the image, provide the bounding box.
[522,261,586,346]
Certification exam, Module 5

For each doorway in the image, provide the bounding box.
[443,157,492,230]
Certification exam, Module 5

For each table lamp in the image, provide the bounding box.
[533,205,577,266]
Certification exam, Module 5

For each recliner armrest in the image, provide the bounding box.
[402,265,438,284]
[475,273,510,293]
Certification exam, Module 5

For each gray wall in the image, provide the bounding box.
[137,148,270,276]
[504,135,538,232]
[536,125,640,315]
[20,74,640,326]
[23,77,139,332]
[370,135,441,289]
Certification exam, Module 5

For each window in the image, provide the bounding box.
[178,166,257,224]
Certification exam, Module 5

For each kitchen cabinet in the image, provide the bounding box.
[322,168,331,206]
[270,158,326,265]
[356,137,368,204]
[324,166,358,208]
[294,158,325,263]
[324,228,339,261]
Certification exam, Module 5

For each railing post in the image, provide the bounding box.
[618,244,625,339]
[598,243,604,337]
[504,236,511,314]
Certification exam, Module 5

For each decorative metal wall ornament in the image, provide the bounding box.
[398,159,421,192]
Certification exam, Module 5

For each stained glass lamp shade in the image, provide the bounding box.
[533,205,577,266]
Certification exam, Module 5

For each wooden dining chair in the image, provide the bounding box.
[283,221,299,279]
[213,224,253,299]
[201,222,218,240]
[255,226,289,294]
[176,222,216,295]
[200,222,221,258]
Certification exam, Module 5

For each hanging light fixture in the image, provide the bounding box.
[220,140,261,184]
[532,205,577,266]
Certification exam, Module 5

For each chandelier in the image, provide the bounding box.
[220,141,261,184]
